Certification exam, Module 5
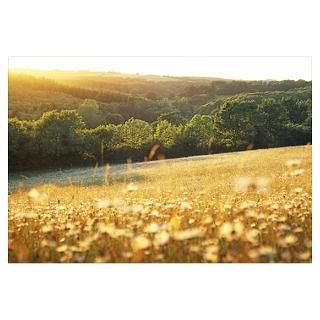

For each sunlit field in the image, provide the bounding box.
[8,145,312,263]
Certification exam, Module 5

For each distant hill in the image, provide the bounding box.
[9,69,227,97]
[8,69,311,124]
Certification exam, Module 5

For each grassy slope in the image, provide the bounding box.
[8,145,312,263]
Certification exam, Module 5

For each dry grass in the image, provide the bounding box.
[8,145,312,263]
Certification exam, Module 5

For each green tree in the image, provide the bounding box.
[284,123,311,146]
[78,99,102,128]
[157,111,185,125]
[214,99,264,150]
[182,115,216,151]
[104,112,124,124]
[35,110,85,158]
[281,97,308,124]
[121,118,153,150]
[258,98,289,147]
[9,118,37,169]
[153,120,179,148]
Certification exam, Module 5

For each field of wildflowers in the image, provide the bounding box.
[8,146,312,263]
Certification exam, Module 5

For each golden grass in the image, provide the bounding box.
[8,145,312,263]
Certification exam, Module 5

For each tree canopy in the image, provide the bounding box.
[8,70,312,171]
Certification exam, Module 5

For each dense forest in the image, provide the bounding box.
[8,70,312,171]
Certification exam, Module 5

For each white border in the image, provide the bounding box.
[1,1,319,320]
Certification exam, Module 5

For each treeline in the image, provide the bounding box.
[9,74,181,122]
[9,70,219,98]
[9,74,312,125]
[9,97,311,171]
[9,73,144,103]
[182,79,311,97]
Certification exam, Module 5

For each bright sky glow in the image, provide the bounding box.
[9,57,311,80]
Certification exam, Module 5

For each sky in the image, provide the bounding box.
[9,57,311,81]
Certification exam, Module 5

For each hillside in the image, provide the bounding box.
[8,70,312,124]
[8,69,312,171]
[8,145,312,262]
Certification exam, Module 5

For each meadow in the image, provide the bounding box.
[8,145,312,263]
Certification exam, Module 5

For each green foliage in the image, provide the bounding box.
[35,110,85,157]
[182,79,311,97]
[214,99,264,150]
[104,112,125,124]
[77,99,102,128]
[153,120,179,148]
[281,97,309,124]
[157,111,185,125]
[284,123,312,146]
[121,118,153,150]
[258,98,289,147]
[182,115,216,151]
[9,118,37,169]
[8,71,312,171]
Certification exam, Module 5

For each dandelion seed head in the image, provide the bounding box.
[132,235,151,251]
[223,204,232,211]
[286,159,302,168]
[180,202,192,210]
[245,229,260,243]
[96,199,111,209]
[203,252,218,262]
[270,203,279,211]
[258,222,267,230]
[235,177,252,192]
[126,183,138,193]
[235,176,269,192]
[131,204,144,213]
[289,169,305,176]
[284,234,298,245]
[56,244,68,253]
[28,188,40,199]
[205,245,219,254]
[255,177,269,191]
[150,209,160,217]
[17,212,38,219]
[240,200,256,210]
[144,200,154,206]
[234,221,244,235]
[201,215,213,224]
[258,246,276,256]
[297,251,311,261]
[173,228,205,241]
[293,187,303,194]
[154,231,170,246]
[56,205,66,211]
[219,221,243,240]
[98,223,114,234]
[144,222,161,233]
[28,188,48,203]
[245,209,258,218]
[41,225,53,233]
[293,227,303,233]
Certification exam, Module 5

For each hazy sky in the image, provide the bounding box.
[9,57,311,80]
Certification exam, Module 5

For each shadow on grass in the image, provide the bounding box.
[64,171,146,188]
[9,165,147,192]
